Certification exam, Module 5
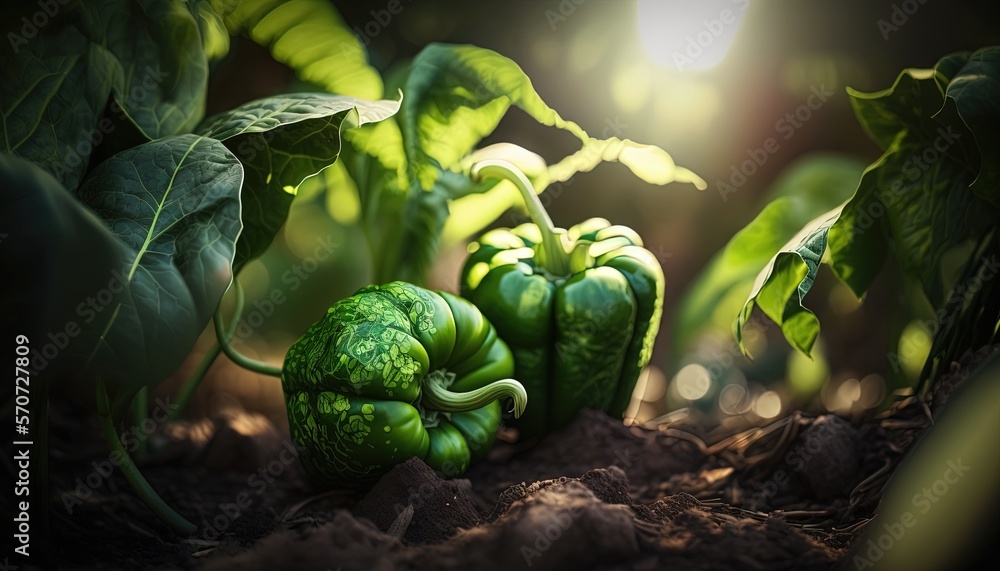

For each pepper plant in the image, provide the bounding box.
[672,47,1000,396]
[1,0,704,534]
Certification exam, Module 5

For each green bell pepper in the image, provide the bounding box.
[459,160,663,439]
[282,281,527,488]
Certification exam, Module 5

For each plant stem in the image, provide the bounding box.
[472,159,571,277]
[213,282,283,378]
[422,373,527,417]
[170,282,247,421]
[96,377,196,535]
[132,387,149,457]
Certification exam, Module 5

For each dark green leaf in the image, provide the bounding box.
[0,26,117,190]
[73,135,243,392]
[945,47,1000,205]
[80,0,209,138]
[197,93,400,268]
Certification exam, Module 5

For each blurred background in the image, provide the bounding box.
[161,0,1000,431]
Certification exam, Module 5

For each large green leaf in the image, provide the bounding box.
[0,26,117,190]
[74,135,243,396]
[673,154,864,361]
[197,93,400,268]
[79,0,209,138]
[211,0,383,100]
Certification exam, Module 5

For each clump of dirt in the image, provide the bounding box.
[353,457,480,544]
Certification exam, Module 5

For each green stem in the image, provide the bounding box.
[472,159,571,277]
[213,282,283,378]
[170,282,246,420]
[422,373,527,417]
[132,387,149,457]
[96,377,196,535]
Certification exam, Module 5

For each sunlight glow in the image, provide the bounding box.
[637,0,749,71]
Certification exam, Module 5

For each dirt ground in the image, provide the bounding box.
[21,345,999,570]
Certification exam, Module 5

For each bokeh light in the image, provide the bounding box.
[674,364,713,400]
[753,390,782,419]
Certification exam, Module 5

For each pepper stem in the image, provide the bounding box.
[472,159,571,277]
[422,371,527,417]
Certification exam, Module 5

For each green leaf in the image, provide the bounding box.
[403,43,584,190]
[848,68,944,151]
[945,47,1000,205]
[545,137,707,190]
[73,134,243,393]
[80,0,209,138]
[673,154,864,361]
[393,182,451,284]
[829,49,1000,302]
[0,26,117,190]
[825,150,893,298]
[403,44,704,192]
[736,209,839,357]
[212,0,383,100]
[191,0,231,62]
[197,93,400,268]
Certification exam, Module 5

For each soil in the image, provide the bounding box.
[16,345,1000,571]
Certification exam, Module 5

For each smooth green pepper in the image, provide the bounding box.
[460,160,663,439]
[282,281,527,488]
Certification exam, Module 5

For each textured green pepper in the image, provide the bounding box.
[459,160,663,439]
[282,281,527,488]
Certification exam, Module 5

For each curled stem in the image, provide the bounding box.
[472,159,571,277]
[170,283,246,420]
[422,375,528,417]
[96,377,196,535]
[213,281,282,378]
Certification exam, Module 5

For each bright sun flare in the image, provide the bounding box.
[637,0,749,71]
